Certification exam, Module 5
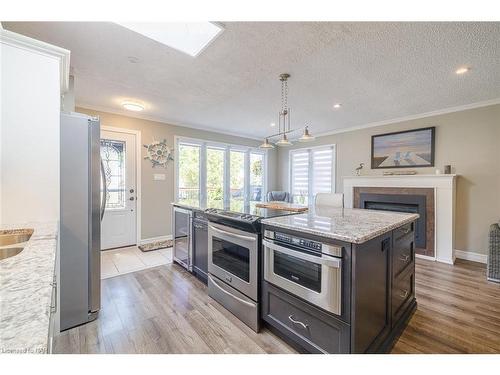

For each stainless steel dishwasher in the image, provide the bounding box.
[193,212,208,283]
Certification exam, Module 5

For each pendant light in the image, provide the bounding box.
[260,73,315,148]
[259,138,275,149]
[298,126,315,142]
[276,133,292,147]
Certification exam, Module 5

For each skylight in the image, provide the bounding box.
[115,22,224,57]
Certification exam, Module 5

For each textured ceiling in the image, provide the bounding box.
[3,22,500,139]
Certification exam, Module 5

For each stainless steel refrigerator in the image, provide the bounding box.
[60,112,102,331]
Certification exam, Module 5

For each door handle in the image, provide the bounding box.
[399,254,410,262]
[100,160,107,221]
[288,315,309,330]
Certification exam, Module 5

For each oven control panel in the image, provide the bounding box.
[265,230,342,257]
[274,232,322,251]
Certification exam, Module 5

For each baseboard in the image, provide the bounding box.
[454,249,487,264]
[139,235,172,245]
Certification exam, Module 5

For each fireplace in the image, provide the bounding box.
[353,187,435,257]
[360,193,426,249]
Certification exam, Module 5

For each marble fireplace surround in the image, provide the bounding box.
[343,175,457,264]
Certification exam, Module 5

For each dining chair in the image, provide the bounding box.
[314,193,344,208]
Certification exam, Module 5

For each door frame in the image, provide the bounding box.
[101,125,142,245]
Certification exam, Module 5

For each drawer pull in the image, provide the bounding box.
[288,315,309,330]
[399,289,409,299]
[399,254,410,262]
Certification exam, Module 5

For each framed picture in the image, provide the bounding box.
[371,127,435,169]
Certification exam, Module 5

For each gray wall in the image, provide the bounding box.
[277,104,500,256]
[77,107,278,240]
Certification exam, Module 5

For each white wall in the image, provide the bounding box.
[1,32,66,224]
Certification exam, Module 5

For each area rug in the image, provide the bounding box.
[138,239,173,252]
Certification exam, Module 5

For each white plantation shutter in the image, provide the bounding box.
[290,145,335,204]
[312,147,334,196]
[290,150,309,203]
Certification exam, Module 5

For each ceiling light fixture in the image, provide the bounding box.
[259,138,274,149]
[455,66,471,75]
[299,126,315,142]
[270,122,276,127]
[115,22,224,57]
[122,101,145,112]
[333,103,342,109]
[259,73,315,149]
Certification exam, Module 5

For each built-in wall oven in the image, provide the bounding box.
[207,221,259,331]
[263,230,343,316]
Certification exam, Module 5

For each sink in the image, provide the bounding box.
[0,233,32,247]
[0,247,24,260]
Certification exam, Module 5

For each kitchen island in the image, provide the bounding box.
[261,207,419,354]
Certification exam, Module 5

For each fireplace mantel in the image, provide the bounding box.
[343,174,457,264]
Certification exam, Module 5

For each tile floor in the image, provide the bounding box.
[101,246,173,279]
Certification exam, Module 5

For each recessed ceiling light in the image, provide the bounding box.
[122,101,144,112]
[455,66,471,75]
[270,122,276,127]
[333,103,342,109]
[115,22,224,57]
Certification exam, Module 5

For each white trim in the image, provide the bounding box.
[139,235,173,245]
[0,29,70,92]
[316,98,500,138]
[80,98,500,142]
[343,174,456,265]
[455,250,487,264]
[415,254,439,263]
[101,125,142,244]
[77,103,263,141]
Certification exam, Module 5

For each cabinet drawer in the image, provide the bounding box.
[392,269,414,324]
[262,282,350,354]
[392,237,414,278]
[394,222,414,242]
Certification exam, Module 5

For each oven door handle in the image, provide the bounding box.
[208,274,256,308]
[262,239,341,268]
[209,224,257,242]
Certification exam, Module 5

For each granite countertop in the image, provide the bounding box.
[261,207,419,244]
[0,222,58,354]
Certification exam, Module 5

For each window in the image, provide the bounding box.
[206,147,225,209]
[249,153,264,203]
[229,150,245,211]
[290,145,335,205]
[100,139,126,209]
[176,137,267,209]
[178,143,201,207]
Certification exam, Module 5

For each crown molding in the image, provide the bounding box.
[0,29,71,93]
[76,103,264,142]
[315,98,500,138]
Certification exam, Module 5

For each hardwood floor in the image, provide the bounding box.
[393,258,500,354]
[54,258,500,354]
[54,263,296,354]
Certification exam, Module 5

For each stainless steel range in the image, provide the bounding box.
[205,206,298,332]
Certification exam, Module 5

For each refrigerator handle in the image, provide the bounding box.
[100,159,107,221]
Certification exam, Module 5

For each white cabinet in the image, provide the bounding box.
[0,29,70,224]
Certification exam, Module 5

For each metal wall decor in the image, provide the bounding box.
[143,139,174,168]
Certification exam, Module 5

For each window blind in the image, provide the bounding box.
[290,145,335,204]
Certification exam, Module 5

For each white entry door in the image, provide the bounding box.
[100,130,137,250]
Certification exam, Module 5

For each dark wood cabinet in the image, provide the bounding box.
[261,220,417,354]
[262,282,350,354]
